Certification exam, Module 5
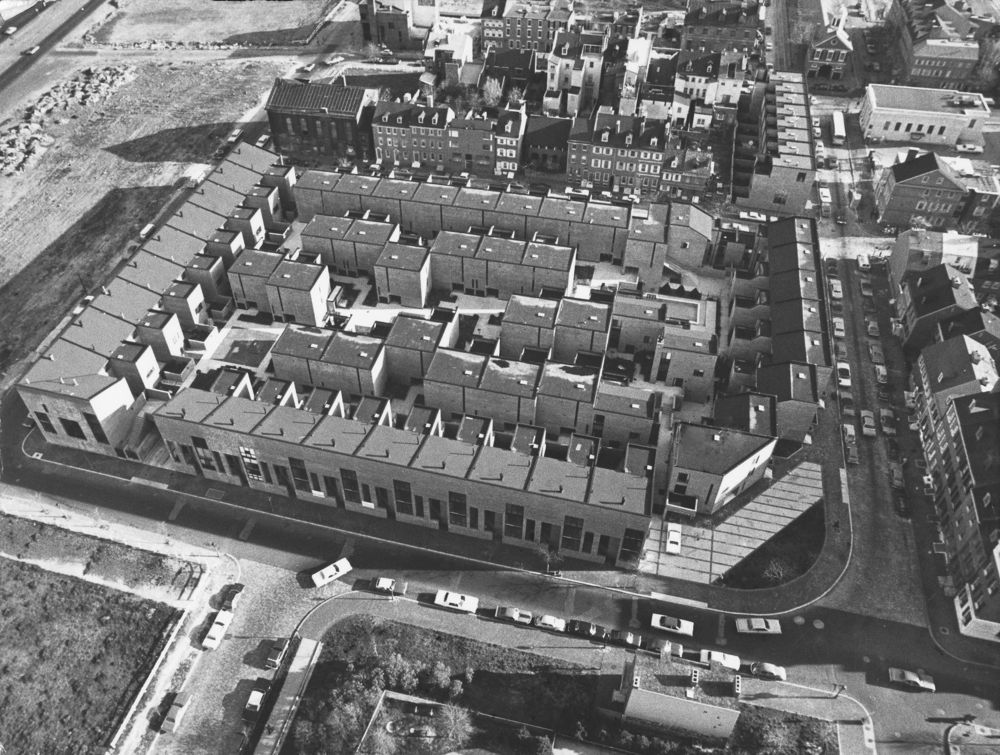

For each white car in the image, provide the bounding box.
[875,364,888,384]
[665,523,682,554]
[750,661,787,680]
[434,590,479,613]
[860,409,877,437]
[829,280,843,299]
[735,617,782,634]
[651,613,694,636]
[832,317,846,339]
[704,650,741,670]
[837,361,852,389]
[888,667,936,692]
[495,606,533,624]
[311,557,352,587]
[202,610,234,650]
[533,614,567,632]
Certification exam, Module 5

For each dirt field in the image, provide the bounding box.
[87,0,336,46]
[0,556,180,754]
[0,56,287,373]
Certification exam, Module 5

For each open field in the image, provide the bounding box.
[86,0,335,46]
[0,56,287,373]
[0,556,180,753]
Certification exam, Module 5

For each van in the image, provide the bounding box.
[139,223,155,240]
[857,253,870,271]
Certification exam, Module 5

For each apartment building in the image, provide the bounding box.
[371,102,457,167]
[622,201,716,282]
[665,422,776,517]
[733,73,816,216]
[544,29,608,116]
[566,110,670,195]
[300,211,401,275]
[293,170,636,263]
[359,0,438,50]
[910,338,1000,641]
[890,0,983,90]
[671,51,746,110]
[897,263,979,352]
[681,0,763,55]
[498,295,558,359]
[874,150,1000,234]
[860,85,991,147]
[522,114,572,172]
[500,0,575,52]
[660,143,717,200]
[444,108,525,176]
[265,79,379,165]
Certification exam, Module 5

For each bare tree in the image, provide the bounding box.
[439,704,472,746]
[366,41,383,61]
[508,85,525,107]
[537,544,564,573]
[482,76,504,107]
[763,557,792,585]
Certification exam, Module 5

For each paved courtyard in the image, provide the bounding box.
[640,462,825,584]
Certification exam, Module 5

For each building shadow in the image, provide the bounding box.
[104,123,238,164]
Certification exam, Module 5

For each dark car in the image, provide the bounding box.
[608,629,642,648]
[893,494,911,519]
[221,583,245,612]
[567,620,608,640]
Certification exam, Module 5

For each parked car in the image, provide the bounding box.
[860,281,874,297]
[837,361,852,389]
[877,385,890,403]
[665,522,682,554]
[243,677,270,722]
[846,443,860,465]
[832,317,846,339]
[956,142,984,154]
[650,613,694,636]
[203,610,234,650]
[372,577,408,596]
[841,395,856,419]
[890,463,904,489]
[830,280,844,300]
[160,691,191,734]
[868,344,885,365]
[888,667,936,692]
[311,557,352,587]
[879,407,896,436]
[297,62,317,73]
[608,629,642,648]
[867,320,880,338]
[843,422,857,444]
[495,606,533,625]
[861,410,877,437]
[265,638,289,669]
[434,590,479,614]
[567,620,608,640]
[533,614,567,632]
[254,133,270,148]
[24,45,39,55]
[704,650,741,671]
[735,617,782,634]
[825,258,839,276]
[226,127,244,144]
[893,494,911,518]
[221,583,244,612]
[750,661,787,680]
[875,364,888,384]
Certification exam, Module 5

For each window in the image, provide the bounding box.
[394,480,414,515]
[677,472,690,483]
[35,411,55,434]
[289,457,311,492]
[693,369,705,377]
[581,532,594,553]
[469,507,479,530]
[240,446,262,481]
[620,528,645,562]
[500,502,524,539]
[192,436,216,471]
[796,172,807,182]
[59,417,86,440]
[773,192,787,205]
[561,516,583,551]
[342,469,362,504]
[448,492,467,527]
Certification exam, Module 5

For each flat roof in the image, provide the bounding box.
[62,308,134,358]
[91,278,161,324]
[321,332,384,369]
[869,84,991,115]
[345,218,398,245]
[156,387,228,424]
[376,242,430,271]
[271,325,333,360]
[556,298,611,332]
[412,434,479,478]
[207,395,270,433]
[425,349,487,387]
[253,404,322,444]
[301,214,354,241]
[295,170,343,193]
[538,361,598,401]
[268,259,325,291]
[479,357,541,397]
[673,422,774,475]
[588,466,647,512]
[503,295,559,328]
[468,445,535,489]
[430,231,479,258]
[304,413,372,453]
[385,316,444,351]
[21,338,117,399]
[527,456,591,500]
[356,424,423,467]
[232,249,284,280]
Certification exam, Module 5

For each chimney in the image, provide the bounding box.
[616,119,621,134]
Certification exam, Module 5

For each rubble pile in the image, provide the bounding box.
[1,65,134,176]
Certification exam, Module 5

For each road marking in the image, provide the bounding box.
[238,517,255,541]
[649,592,708,608]
[133,476,168,489]
[167,500,185,522]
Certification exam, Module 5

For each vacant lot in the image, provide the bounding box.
[0,557,180,753]
[87,0,335,45]
[0,57,285,372]
[290,615,597,753]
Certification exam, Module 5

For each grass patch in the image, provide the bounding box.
[714,503,825,589]
[728,706,837,754]
[287,615,596,753]
[0,557,179,753]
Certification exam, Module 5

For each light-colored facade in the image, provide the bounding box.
[860,85,991,147]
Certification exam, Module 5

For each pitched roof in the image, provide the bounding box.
[265,78,371,116]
